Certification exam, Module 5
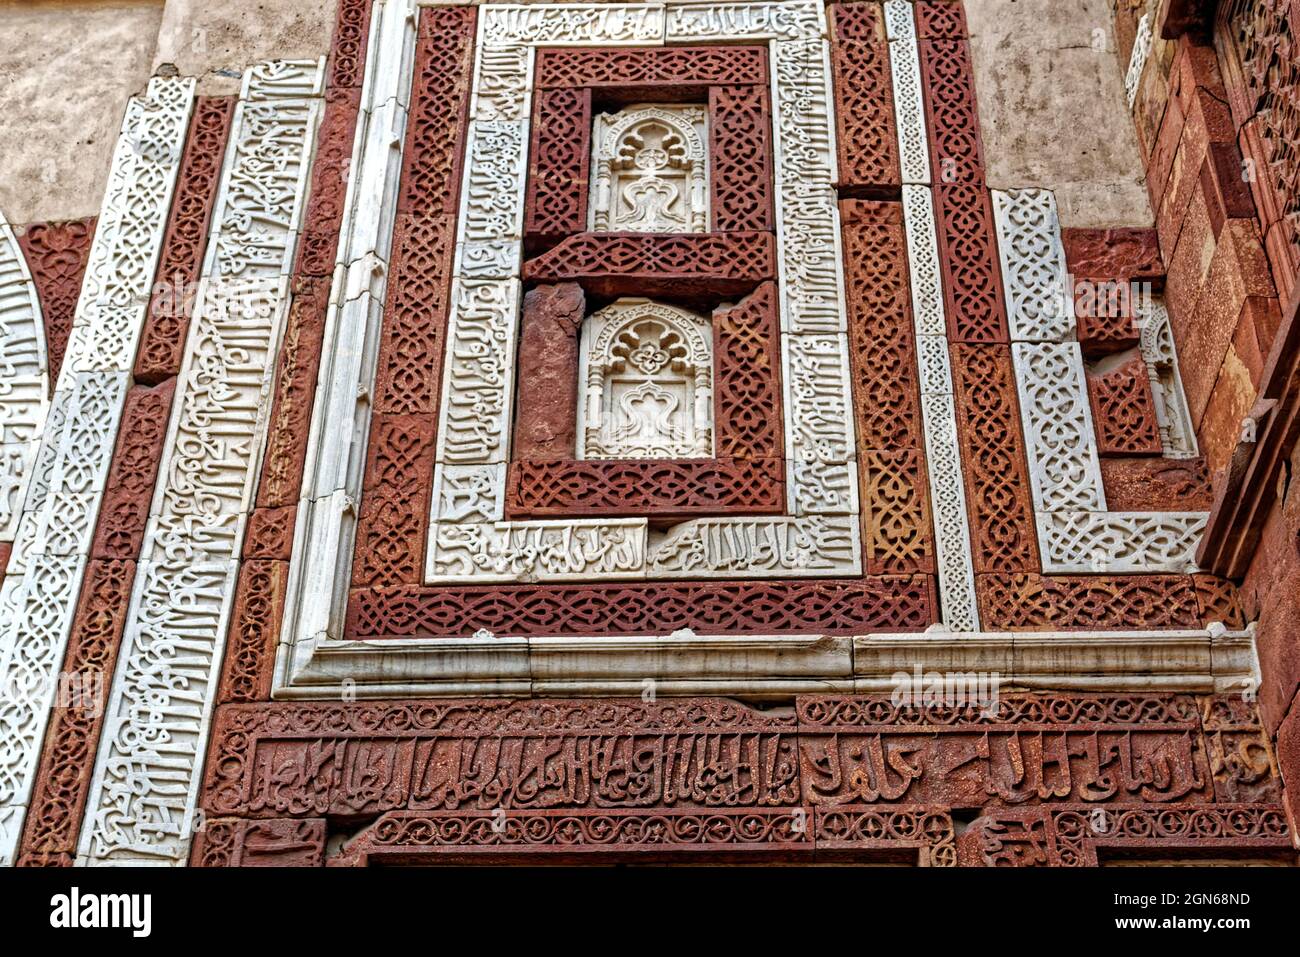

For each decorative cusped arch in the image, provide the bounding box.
[0,210,51,543]
[590,104,710,234]
[577,298,714,459]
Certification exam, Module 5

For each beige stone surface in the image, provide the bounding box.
[151,0,334,94]
[967,0,1154,228]
[0,0,163,224]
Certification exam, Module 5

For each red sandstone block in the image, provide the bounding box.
[329,0,374,89]
[1171,35,1227,117]
[841,199,925,452]
[714,281,783,458]
[1100,457,1213,511]
[292,88,362,278]
[914,0,967,38]
[950,344,1039,572]
[1086,354,1164,456]
[710,84,775,231]
[1156,88,1238,257]
[135,97,233,383]
[396,10,475,216]
[521,232,776,298]
[372,214,455,418]
[918,39,986,185]
[524,87,592,245]
[346,577,936,639]
[1239,118,1285,231]
[1276,700,1300,845]
[243,506,297,561]
[860,449,934,574]
[1076,311,1139,357]
[1195,342,1257,476]
[1264,218,1299,304]
[976,573,1203,631]
[257,277,331,507]
[1162,183,1214,339]
[933,184,1007,342]
[1180,219,1277,426]
[1192,574,1248,630]
[17,219,96,388]
[1147,91,1186,216]
[1062,227,1164,282]
[830,5,901,190]
[1199,141,1257,238]
[1231,294,1284,386]
[513,283,583,462]
[91,379,176,561]
[535,45,768,89]
[506,457,786,519]
[218,560,290,704]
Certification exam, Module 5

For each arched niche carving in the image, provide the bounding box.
[589,105,709,234]
[576,298,714,459]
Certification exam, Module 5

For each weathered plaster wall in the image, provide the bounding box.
[151,0,335,95]
[0,0,164,224]
[967,0,1154,228]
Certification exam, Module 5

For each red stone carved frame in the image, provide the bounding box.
[344,14,938,643]
[509,45,785,520]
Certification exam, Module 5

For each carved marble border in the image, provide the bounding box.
[0,77,195,866]
[992,187,1208,574]
[75,62,323,866]
[888,5,979,629]
[0,211,49,543]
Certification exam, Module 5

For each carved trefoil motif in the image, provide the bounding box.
[590,105,710,233]
[577,299,714,459]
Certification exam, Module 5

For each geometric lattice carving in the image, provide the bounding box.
[918,38,985,185]
[1222,0,1300,295]
[933,184,1008,342]
[507,458,784,517]
[525,88,592,242]
[536,46,768,88]
[133,96,234,384]
[348,577,935,638]
[13,218,93,391]
[709,84,774,231]
[993,188,1074,343]
[714,281,783,457]
[830,3,901,188]
[977,574,1204,631]
[1086,352,1164,456]
[841,200,922,450]
[950,345,1038,571]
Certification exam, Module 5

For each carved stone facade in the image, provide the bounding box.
[0,0,1295,868]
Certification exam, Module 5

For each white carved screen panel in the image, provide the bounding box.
[577,299,714,459]
[590,104,710,233]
